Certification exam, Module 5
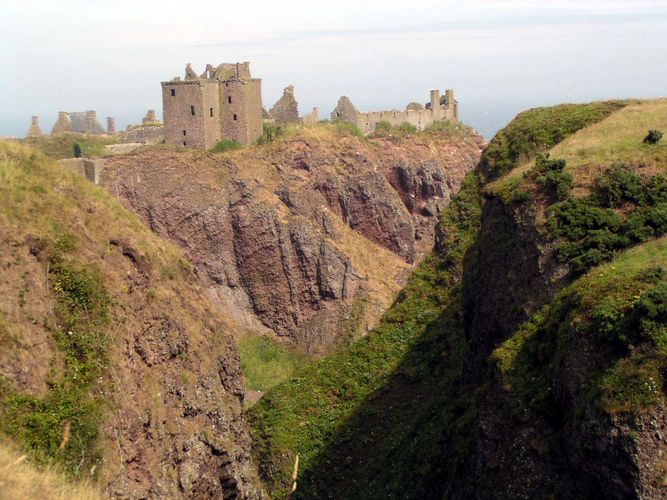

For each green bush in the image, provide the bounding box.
[331,121,363,137]
[399,122,418,134]
[374,121,392,133]
[257,123,287,145]
[644,129,663,145]
[1,249,110,477]
[534,155,573,200]
[547,166,667,273]
[209,138,242,153]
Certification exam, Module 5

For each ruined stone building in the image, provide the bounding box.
[50,110,111,135]
[266,85,319,126]
[161,62,263,149]
[26,116,43,137]
[142,109,160,125]
[331,89,459,135]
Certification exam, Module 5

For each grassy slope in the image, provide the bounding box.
[23,134,116,160]
[486,98,667,197]
[493,236,667,417]
[247,100,666,498]
[238,333,307,393]
[0,140,243,486]
[0,440,100,499]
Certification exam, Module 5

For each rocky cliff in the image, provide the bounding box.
[101,123,483,353]
[0,141,264,498]
[247,99,667,498]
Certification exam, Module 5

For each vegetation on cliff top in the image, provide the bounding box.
[481,100,628,181]
[23,133,115,160]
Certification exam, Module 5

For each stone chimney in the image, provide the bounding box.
[107,117,116,135]
[27,116,43,137]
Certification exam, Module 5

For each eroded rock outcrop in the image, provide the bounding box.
[102,126,483,352]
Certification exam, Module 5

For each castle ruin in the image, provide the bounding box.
[265,85,318,126]
[51,110,108,135]
[331,89,458,135]
[161,62,263,148]
[142,109,160,125]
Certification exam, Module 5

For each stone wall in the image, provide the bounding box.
[331,96,360,125]
[51,110,106,135]
[301,107,319,127]
[58,158,105,184]
[118,125,165,145]
[52,111,73,134]
[331,89,459,135]
[269,86,299,124]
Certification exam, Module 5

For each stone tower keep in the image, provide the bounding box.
[27,116,43,137]
[161,62,263,149]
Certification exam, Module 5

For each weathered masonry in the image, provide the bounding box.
[161,62,263,149]
[331,89,459,135]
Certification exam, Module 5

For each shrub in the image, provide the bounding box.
[330,121,363,137]
[374,121,392,134]
[534,155,573,200]
[595,164,645,207]
[644,129,663,145]
[480,101,627,180]
[257,123,287,145]
[399,122,418,134]
[209,139,242,153]
[547,165,667,273]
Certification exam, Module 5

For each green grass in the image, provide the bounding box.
[209,138,242,153]
[1,241,110,477]
[481,100,628,183]
[238,334,306,392]
[23,134,114,160]
[492,237,667,416]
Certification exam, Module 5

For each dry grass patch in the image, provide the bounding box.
[0,441,101,500]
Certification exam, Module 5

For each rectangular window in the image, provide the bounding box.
[210,107,213,117]
[183,141,186,146]
[233,114,238,121]
[228,96,232,104]
[183,130,186,136]
[190,106,195,116]
[170,88,175,96]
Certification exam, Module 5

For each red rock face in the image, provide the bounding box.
[102,128,484,352]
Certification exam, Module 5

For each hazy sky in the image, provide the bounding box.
[2,0,667,139]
